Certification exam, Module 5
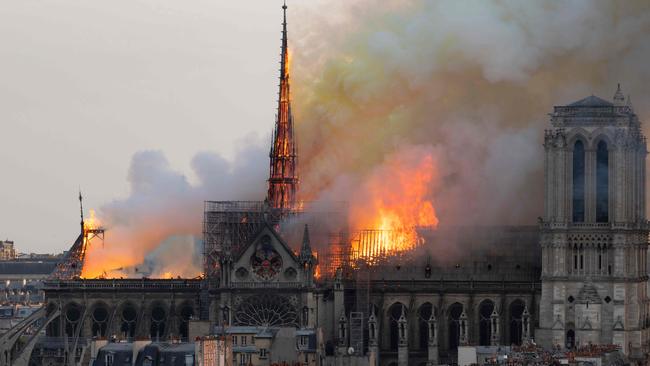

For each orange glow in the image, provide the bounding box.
[350,149,439,262]
[84,209,100,232]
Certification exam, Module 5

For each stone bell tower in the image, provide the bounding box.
[537,85,649,360]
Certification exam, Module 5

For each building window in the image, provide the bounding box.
[105,353,114,366]
[241,336,246,345]
[184,354,194,366]
[572,140,585,222]
[232,336,237,346]
[596,140,609,222]
[299,335,308,348]
[259,348,268,359]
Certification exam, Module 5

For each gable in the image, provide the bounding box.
[231,224,302,284]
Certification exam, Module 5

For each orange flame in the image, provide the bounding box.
[84,209,100,232]
[351,148,439,262]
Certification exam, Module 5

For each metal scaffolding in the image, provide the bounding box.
[203,200,350,282]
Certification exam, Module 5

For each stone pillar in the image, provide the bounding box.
[459,311,469,346]
[522,307,531,343]
[427,312,438,366]
[490,309,500,346]
[336,311,348,366]
[333,268,344,341]
[368,309,379,366]
[397,306,408,366]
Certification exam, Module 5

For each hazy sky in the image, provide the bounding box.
[0,1,286,252]
[3,0,650,257]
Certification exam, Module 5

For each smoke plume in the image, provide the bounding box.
[291,0,650,228]
[85,0,650,275]
[81,139,266,278]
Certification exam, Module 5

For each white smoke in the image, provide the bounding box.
[291,0,650,228]
[82,137,266,278]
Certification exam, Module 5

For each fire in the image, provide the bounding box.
[350,147,439,262]
[84,209,100,232]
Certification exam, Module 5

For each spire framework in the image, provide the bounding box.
[267,2,298,210]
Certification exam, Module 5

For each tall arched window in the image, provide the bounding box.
[596,141,609,222]
[388,303,405,351]
[509,300,525,346]
[418,303,433,350]
[478,300,494,346]
[448,303,463,350]
[572,140,585,222]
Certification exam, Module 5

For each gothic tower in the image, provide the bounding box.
[537,85,649,359]
[267,2,298,210]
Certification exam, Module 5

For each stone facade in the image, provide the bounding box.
[536,87,650,360]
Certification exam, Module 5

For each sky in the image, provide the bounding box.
[2,0,650,257]
[0,1,285,253]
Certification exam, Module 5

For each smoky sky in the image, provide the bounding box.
[2,0,650,256]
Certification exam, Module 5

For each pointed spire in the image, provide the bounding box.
[281,1,289,81]
[613,83,625,106]
[267,1,298,210]
[78,190,85,235]
[300,224,312,259]
[627,94,633,109]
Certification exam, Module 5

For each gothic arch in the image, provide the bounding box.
[117,301,138,339]
[148,301,168,340]
[447,302,463,350]
[63,302,83,337]
[88,301,110,338]
[595,139,609,222]
[417,302,434,350]
[388,302,405,351]
[590,131,613,149]
[566,130,589,149]
[508,299,525,346]
[572,139,586,222]
[177,301,195,340]
[478,299,495,346]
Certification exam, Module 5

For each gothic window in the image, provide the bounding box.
[478,300,494,346]
[573,140,585,222]
[448,303,463,350]
[388,303,405,351]
[234,293,297,327]
[150,305,166,340]
[509,300,525,346]
[179,304,194,340]
[91,305,109,337]
[418,303,433,350]
[596,140,609,222]
[64,303,82,337]
[120,303,137,338]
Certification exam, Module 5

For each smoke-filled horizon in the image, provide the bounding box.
[3,1,650,273]
[292,0,650,228]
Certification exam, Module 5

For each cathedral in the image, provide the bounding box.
[30,4,649,366]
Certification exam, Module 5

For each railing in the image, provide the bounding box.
[539,221,649,230]
[43,279,202,291]
[230,281,304,289]
[354,279,541,292]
